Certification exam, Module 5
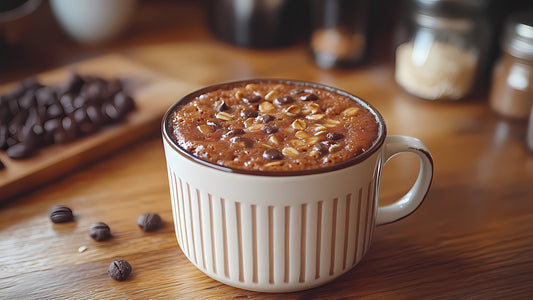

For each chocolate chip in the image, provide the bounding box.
[313,142,330,156]
[137,212,162,232]
[226,129,245,136]
[241,108,258,119]
[49,205,74,223]
[108,259,132,281]
[261,125,278,134]
[263,148,283,160]
[258,114,275,123]
[300,93,319,101]
[216,101,229,112]
[273,96,294,106]
[230,136,253,148]
[89,222,112,241]
[326,132,344,141]
[242,95,261,104]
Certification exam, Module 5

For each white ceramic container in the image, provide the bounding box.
[162,79,433,292]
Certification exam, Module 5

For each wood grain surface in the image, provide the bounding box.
[1,1,533,299]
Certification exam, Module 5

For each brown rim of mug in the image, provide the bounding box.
[162,78,387,177]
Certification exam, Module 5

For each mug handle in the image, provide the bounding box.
[376,135,433,225]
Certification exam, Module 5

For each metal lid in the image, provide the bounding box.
[503,11,533,60]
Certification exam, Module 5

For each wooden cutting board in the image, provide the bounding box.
[0,54,201,203]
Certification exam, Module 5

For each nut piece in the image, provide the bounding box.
[269,135,280,145]
[197,125,212,134]
[216,112,233,121]
[259,101,275,113]
[282,147,299,157]
[343,107,360,116]
[244,118,255,128]
[264,90,279,102]
[285,105,301,116]
[291,119,307,130]
[295,131,309,139]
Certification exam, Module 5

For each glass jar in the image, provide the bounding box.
[489,11,533,119]
[394,0,490,101]
[309,0,370,69]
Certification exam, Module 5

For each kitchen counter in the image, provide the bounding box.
[1,1,533,299]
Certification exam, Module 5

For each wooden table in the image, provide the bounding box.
[2,1,533,299]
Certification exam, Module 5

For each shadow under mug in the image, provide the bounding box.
[162,79,433,292]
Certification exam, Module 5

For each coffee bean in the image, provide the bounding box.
[263,148,283,160]
[273,96,294,106]
[103,102,121,121]
[46,103,64,119]
[137,212,162,232]
[89,222,112,241]
[326,132,344,141]
[18,92,36,110]
[241,108,258,119]
[113,92,135,115]
[300,93,319,101]
[6,143,34,159]
[242,95,261,104]
[49,205,74,223]
[259,114,275,123]
[0,125,8,150]
[108,259,132,281]
[226,129,245,136]
[230,136,253,148]
[261,125,278,134]
[60,72,84,95]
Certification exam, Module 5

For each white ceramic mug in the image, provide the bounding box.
[162,79,433,292]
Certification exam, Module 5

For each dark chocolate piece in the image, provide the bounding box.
[263,149,283,160]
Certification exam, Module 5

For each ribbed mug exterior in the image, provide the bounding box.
[163,139,382,292]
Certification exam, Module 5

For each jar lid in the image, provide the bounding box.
[503,11,533,60]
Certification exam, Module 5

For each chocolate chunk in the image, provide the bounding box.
[326,132,344,141]
[49,205,74,223]
[241,108,258,119]
[89,222,112,241]
[242,95,261,104]
[263,148,283,160]
[300,93,319,101]
[6,143,34,159]
[261,125,278,134]
[313,142,329,156]
[230,136,254,148]
[108,259,132,281]
[273,96,294,106]
[226,129,245,136]
[216,101,229,112]
[137,212,162,232]
[258,114,275,123]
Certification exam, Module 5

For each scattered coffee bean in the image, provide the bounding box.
[108,259,132,281]
[241,108,258,119]
[300,93,319,101]
[49,205,74,223]
[326,132,344,141]
[263,148,283,160]
[89,222,112,241]
[137,212,163,232]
